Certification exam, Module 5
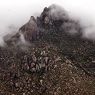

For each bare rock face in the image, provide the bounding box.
[39,5,69,27]
[4,4,70,46]
[19,16,38,42]
[4,16,38,46]
[3,33,20,46]
[3,4,80,46]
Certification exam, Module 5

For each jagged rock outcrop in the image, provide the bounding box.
[4,4,81,45]
[37,5,69,29]
[3,16,38,45]
[19,16,38,42]
[3,33,20,46]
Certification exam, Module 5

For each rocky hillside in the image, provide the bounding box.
[0,4,95,95]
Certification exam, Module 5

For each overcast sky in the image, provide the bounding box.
[0,0,95,45]
[0,0,95,27]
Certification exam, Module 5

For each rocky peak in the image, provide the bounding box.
[4,4,80,46]
[29,16,36,24]
[3,16,38,45]
[19,16,37,32]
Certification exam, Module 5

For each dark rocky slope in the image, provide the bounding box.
[0,5,95,95]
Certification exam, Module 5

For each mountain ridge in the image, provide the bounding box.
[0,4,95,95]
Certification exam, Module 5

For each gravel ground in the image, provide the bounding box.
[0,42,95,95]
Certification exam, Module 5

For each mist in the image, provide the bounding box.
[0,0,95,46]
